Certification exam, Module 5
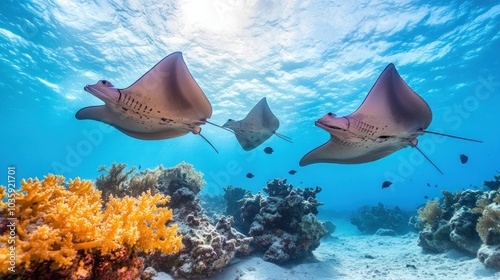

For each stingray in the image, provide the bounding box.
[76,52,217,150]
[222,97,292,151]
[299,63,481,173]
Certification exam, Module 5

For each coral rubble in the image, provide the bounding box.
[0,174,181,278]
[350,203,410,235]
[238,179,327,263]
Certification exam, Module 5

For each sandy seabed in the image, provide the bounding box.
[154,218,500,280]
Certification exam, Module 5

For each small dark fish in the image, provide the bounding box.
[406,264,417,269]
[460,154,468,164]
[246,173,254,178]
[264,147,274,154]
[382,181,393,189]
[435,184,438,188]
[288,170,297,175]
[138,164,141,170]
[426,183,430,187]
[424,195,428,199]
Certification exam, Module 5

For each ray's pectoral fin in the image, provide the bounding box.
[76,105,118,124]
[76,105,190,140]
[299,140,333,166]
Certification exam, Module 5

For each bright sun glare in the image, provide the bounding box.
[180,0,243,33]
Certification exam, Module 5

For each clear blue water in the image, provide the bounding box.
[1,0,499,211]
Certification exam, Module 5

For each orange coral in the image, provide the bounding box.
[0,174,182,273]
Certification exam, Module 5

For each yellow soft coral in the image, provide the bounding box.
[417,198,443,226]
[0,174,182,273]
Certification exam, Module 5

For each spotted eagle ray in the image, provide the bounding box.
[299,63,481,173]
[222,97,292,151]
[76,52,218,151]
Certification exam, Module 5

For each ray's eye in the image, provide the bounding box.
[327,112,333,116]
[102,80,107,84]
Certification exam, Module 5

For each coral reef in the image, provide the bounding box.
[144,163,252,279]
[417,190,483,255]
[477,203,500,245]
[417,198,443,227]
[413,177,500,270]
[324,221,336,237]
[96,163,158,201]
[476,203,500,269]
[238,179,327,263]
[155,162,206,204]
[478,244,500,270]
[408,216,424,231]
[483,173,500,191]
[1,247,145,280]
[0,174,181,277]
[222,185,251,232]
[199,193,226,223]
[350,203,410,234]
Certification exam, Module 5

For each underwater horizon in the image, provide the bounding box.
[1,0,500,213]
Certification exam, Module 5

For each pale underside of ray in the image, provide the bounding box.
[75,52,212,140]
[223,97,288,151]
[300,63,432,166]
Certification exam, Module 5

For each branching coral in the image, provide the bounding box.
[96,163,135,199]
[0,174,182,273]
[96,163,159,201]
[418,198,443,227]
[127,172,159,198]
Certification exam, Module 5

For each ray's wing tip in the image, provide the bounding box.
[171,51,183,57]
[299,155,313,166]
[165,51,184,64]
[384,63,397,73]
[75,108,87,120]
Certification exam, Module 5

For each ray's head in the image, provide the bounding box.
[315,112,349,133]
[84,80,120,104]
[222,118,239,129]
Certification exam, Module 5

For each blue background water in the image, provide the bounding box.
[1,0,499,211]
